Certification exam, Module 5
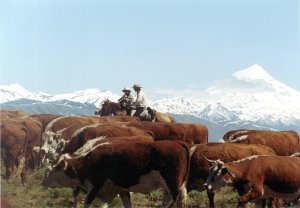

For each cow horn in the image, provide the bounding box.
[203,156,216,164]
[216,159,224,165]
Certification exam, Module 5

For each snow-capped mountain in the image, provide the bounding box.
[0,84,119,107]
[152,65,300,128]
[1,64,300,139]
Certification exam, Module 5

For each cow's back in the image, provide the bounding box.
[63,124,152,154]
[127,121,208,144]
[238,131,299,156]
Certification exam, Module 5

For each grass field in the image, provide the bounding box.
[1,166,255,208]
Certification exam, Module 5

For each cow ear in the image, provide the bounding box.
[221,167,228,174]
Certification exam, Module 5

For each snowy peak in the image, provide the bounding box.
[231,64,300,95]
[0,83,31,103]
[233,64,274,82]
[0,83,31,96]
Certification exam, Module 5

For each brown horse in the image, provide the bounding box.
[95,99,176,123]
[95,99,126,116]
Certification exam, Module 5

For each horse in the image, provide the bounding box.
[95,99,176,123]
[95,99,127,116]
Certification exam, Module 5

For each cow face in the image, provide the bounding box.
[40,131,64,163]
[42,157,80,188]
[204,160,228,192]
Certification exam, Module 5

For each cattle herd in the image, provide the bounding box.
[1,109,299,208]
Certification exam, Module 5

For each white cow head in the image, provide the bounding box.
[42,154,80,188]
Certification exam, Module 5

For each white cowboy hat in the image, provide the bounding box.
[132,84,142,88]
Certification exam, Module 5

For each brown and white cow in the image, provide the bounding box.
[223,129,300,156]
[127,121,208,144]
[187,143,275,208]
[42,141,192,208]
[205,155,300,207]
[1,117,43,184]
[40,116,139,164]
[61,124,153,155]
[61,135,154,207]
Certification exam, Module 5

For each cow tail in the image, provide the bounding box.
[15,127,29,180]
[177,142,195,206]
[21,127,29,166]
[37,128,44,168]
[180,142,196,186]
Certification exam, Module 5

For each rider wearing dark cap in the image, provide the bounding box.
[118,87,134,116]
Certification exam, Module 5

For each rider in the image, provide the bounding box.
[118,87,134,116]
[131,84,148,119]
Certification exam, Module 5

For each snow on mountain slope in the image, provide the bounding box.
[0,84,31,103]
[0,85,120,107]
[233,64,300,95]
[1,64,300,130]
[49,88,119,107]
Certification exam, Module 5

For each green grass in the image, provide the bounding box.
[1,166,255,208]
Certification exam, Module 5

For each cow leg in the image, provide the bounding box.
[162,189,173,207]
[20,167,27,185]
[167,184,187,208]
[15,156,26,182]
[71,187,81,208]
[254,199,263,208]
[84,188,99,208]
[4,159,15,180]
[119,192,132,208]
[272,198,284,208]
[207,190,215,208]
[238,185,263,207]
[176,184,188,208]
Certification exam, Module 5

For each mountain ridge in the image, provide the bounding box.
[1,64,300,140]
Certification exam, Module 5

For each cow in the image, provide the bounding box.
[204,155,300,207]
[222,129,254,142]
[60,135,154,207]
[1,117,43,184]
[187,143,275,208]
[27,114,63,167]
[61,124,153,155]
[40,116,139,165]
[224,130,300,156]
[42,141,192,208]
[127,121,208,144]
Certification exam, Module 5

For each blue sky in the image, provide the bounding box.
[1,0,299,99]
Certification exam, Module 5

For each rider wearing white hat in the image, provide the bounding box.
[132,84,148,119]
